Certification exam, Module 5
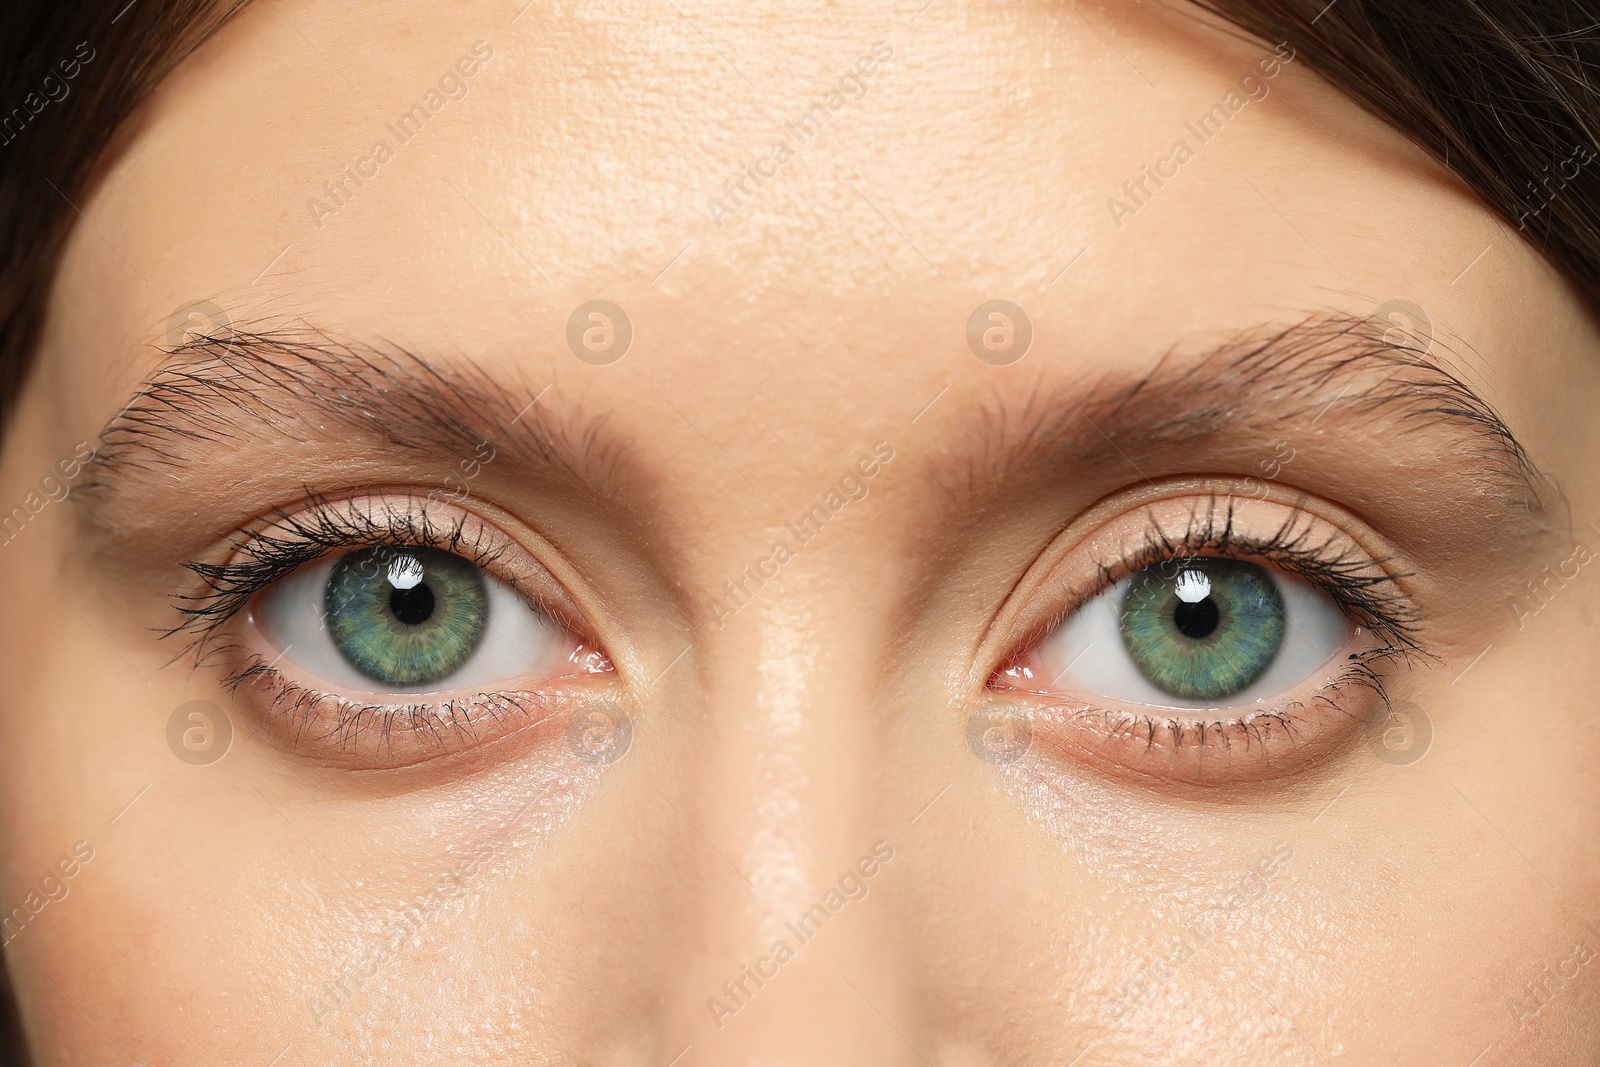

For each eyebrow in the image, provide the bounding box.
[943,312,1553,516]
[81,314,1551,541]
[79,327,641,505]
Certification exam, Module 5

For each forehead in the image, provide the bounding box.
[46,0,1537,453]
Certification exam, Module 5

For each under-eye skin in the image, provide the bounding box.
[170,492,615,769]
[992,494,1426,786]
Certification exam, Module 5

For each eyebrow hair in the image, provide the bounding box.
[78,314,1553,545]
[79,327,640,504]
[946,312,1554,516]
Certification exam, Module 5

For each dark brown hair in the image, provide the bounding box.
[1199,0,1600,299]
[2,1,1598,442]
[0,1,247,444]
[0,0,1597,1062]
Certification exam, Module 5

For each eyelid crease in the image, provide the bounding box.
[167,491,568,664]
[1005,493,1427,675]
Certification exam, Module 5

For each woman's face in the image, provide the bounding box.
[2,0,1598,1063]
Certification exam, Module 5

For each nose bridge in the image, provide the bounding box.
[659,593,919,1064]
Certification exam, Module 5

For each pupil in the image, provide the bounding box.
[1173,597,1219,639]
[390,582,435,626]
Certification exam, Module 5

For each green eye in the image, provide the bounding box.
[325,547,489,687]
[1118,558,1286,700]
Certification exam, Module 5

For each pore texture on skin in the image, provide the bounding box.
[0,1,1596,1065]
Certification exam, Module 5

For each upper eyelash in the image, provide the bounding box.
[1037,494,1424,657]
[170,494,576,754]
[167,491,513,652]
[187,493,1413,685]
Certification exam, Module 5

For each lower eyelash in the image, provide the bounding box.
[225,649,562,755]
[1034,643,1408,755]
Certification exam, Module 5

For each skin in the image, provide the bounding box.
[1,0,1599,1063]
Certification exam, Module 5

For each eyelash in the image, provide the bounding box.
[172,493,1422,760]
[171,492,519,638]
[168,493,577,754]
[1000,496,1429,752]
[1095,496,1420,647]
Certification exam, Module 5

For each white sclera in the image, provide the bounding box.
[1035,565,1352,711]
[254,552,566,697]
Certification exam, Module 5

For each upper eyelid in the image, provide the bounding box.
[169,492,567,644]
[996,496,1423,675]
[1111,508,1411,619]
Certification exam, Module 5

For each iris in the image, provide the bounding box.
[1118,558,1286,700]
[325,546,489,687]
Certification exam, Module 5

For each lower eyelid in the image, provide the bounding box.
[227,571,611,766]
[227,652,585,770]
[993,639,1406,787]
